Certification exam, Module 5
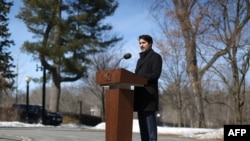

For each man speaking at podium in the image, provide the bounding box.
[134,34,163,141]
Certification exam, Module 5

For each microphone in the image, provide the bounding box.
[123,53,132,59]
[113,53,132,68]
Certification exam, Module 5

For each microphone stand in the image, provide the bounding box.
[113,58,123,69]
[113,53,132,68]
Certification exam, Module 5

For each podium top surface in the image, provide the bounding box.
[96,68,147,87]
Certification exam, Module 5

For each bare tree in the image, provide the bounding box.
[147,0,234,127]
[84,50,129,121]
[205,0,250,124]
[156,33,191,127]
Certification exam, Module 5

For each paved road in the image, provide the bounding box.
[0,127,195,141]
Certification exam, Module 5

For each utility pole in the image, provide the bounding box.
[78,100,82,123]
[36,64,46,124]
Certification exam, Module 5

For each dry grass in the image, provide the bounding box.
[61,114,79,124]
[0,108,20,121]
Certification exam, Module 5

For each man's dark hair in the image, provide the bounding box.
[139,35,153,44]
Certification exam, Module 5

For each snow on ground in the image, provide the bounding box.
[0,120,223,140]
[92,120,223,140]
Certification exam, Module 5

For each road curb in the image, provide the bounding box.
[0,134,32,141]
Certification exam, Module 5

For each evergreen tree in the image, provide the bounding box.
[17,0,121,112]
[0,0,15,92]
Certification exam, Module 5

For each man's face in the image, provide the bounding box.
[139,39,152,52]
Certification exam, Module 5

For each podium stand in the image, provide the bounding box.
[96,68,147,141]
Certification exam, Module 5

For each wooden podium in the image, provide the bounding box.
[96,68,147,141]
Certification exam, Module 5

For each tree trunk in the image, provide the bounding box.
[172,0,206,128]
[49,0,62,112]
[185,42,206,128]
[232,64,243,124]
[49,73,61,112]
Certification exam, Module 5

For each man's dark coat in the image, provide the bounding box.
[134,49,162,111]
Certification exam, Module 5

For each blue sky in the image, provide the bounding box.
[8,0,157,91]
